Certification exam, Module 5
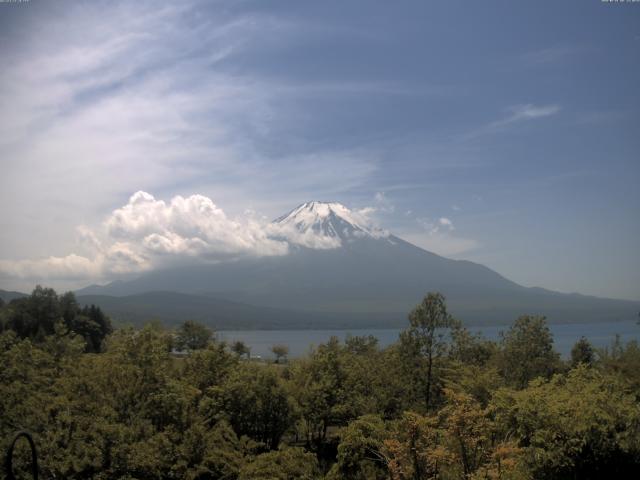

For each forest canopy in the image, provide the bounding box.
[1,288,639,479]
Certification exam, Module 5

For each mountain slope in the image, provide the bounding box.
[77,201,640,326]
[76,291,395,329]
[0,289,28,303]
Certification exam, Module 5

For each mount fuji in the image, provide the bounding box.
[76,201,640,328]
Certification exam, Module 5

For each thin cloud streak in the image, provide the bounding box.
[521,45,581,67]
[460,104,561,141]
[398,232,479,257]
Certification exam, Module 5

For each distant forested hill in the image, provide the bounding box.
[0,289,28,303]
[76,291,401,330]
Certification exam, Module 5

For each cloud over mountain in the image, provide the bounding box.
[106,191,289,258]
[0,192,386,283]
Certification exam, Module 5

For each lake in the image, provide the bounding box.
[217,320,640,359]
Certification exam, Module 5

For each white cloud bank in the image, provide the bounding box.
[106,191,288,258]
[0,192,289,282]
[0,192,385,283]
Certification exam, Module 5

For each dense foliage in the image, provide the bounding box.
[1,288,639,479]
[0,286,112,353]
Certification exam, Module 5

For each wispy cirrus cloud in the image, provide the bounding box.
[417,216,455,235]
[461,103,561,140]
[500,104,561,122]
[399,233,479,257]
[394,215,478,257]
[521,45,581,67]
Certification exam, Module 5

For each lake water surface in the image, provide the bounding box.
[217,320,640,359]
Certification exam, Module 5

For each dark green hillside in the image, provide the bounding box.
[0,288,28,303]
[76,291,403,330]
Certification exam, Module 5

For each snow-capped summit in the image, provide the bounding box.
[272,201,387,249]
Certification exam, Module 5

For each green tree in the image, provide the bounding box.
[175,320,213,351]
[447,363,504,408]
[210,363,294,450]
[381,393,525,480]
[345,334,379,355]
[289,337,348,445]
[399,292,455,410]
[450,322,496,367]
[272,344,289,363]
[570,336,595,368]
[370,345,416,418]
[439,389,524,479]
[327,415,388,480]
[492,366,640,479]
[179,420,244,480]
[182,342,237,392]
[497,315,560,389]
[382,411,444,480]
[0,298,6,333]
[239,447,320,480]
[68,304,112,353]
[6,286,61,340]
[2,288,111,352]
[232,340,251,359]
[599,336,640,393]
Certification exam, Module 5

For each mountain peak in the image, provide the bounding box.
[273,201,387,248]
[277,201,353,224]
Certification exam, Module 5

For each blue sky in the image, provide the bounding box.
[0,0,638,300]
